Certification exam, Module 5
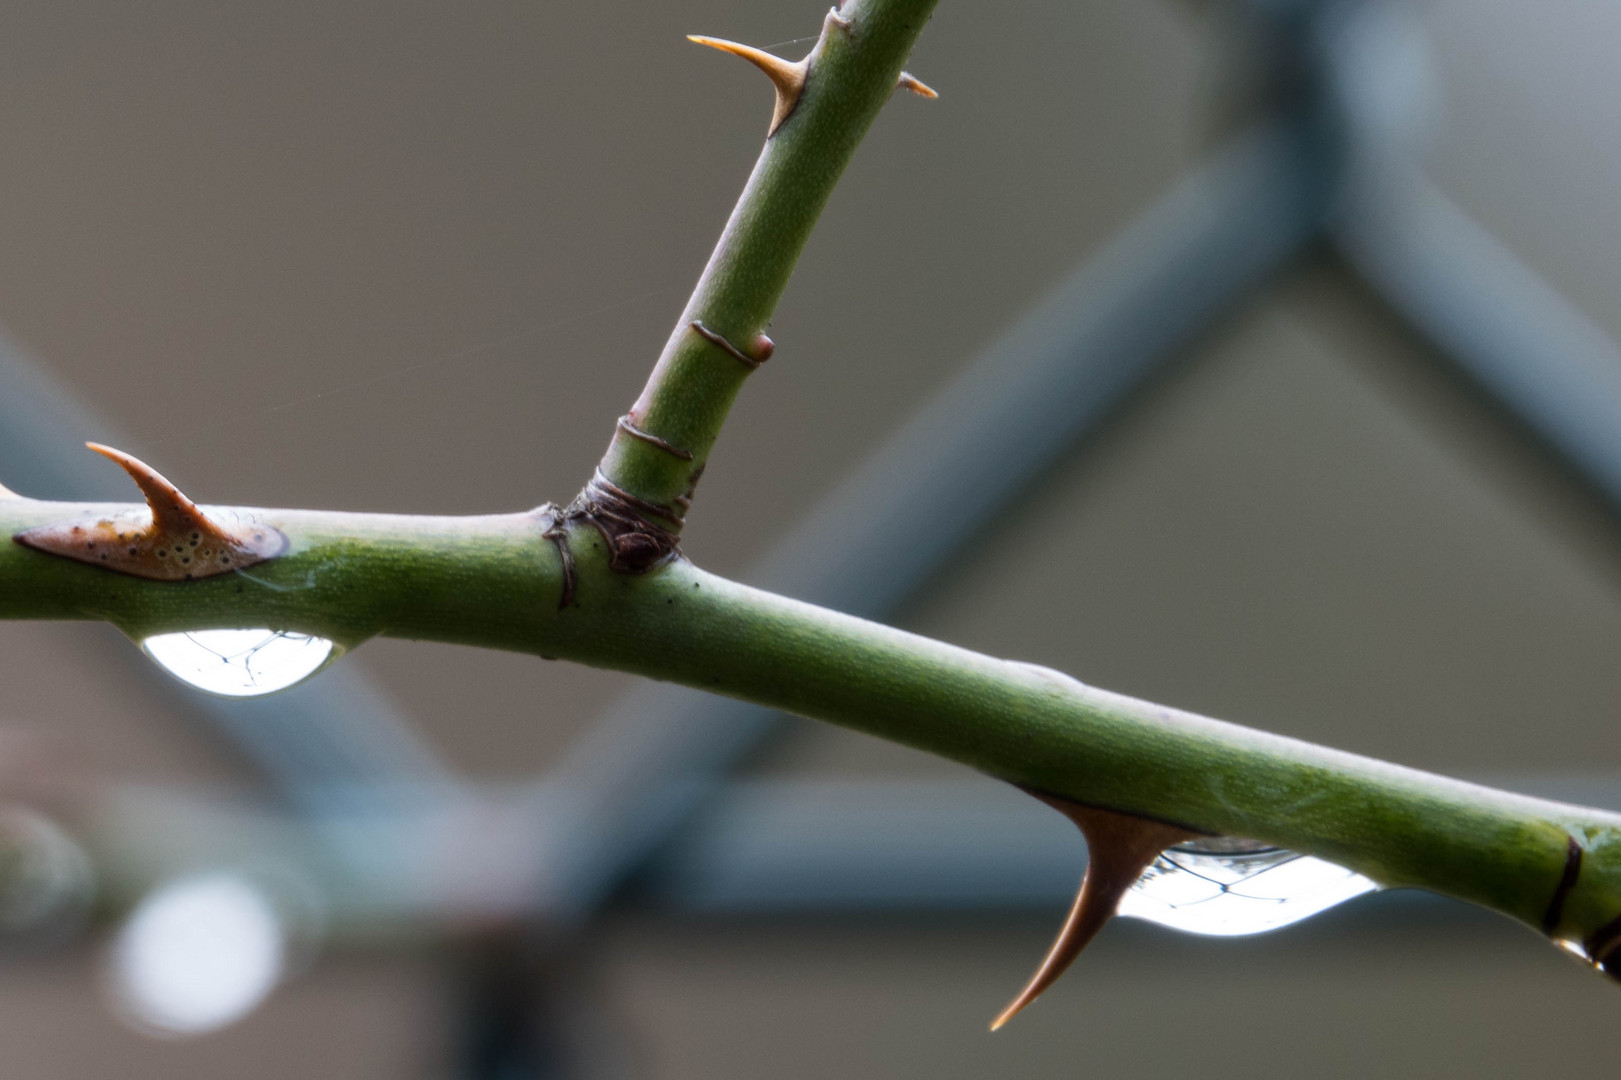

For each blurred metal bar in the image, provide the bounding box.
[526,116,1334,922]
[1335,172,1621,513]
[0,336,456,810]
[88,772,1621,924]
[640,779,1079,912]
[87,777,1080,923]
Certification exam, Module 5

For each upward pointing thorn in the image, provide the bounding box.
[990,792,1199,1030]
[86,442,214,537]
[688,36,809,137]
[12,443,286,581]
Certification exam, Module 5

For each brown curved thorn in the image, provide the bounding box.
[897,72,938,99]
[688,35,809,136]
[990,792,1198,1030]
[12,442,287,581]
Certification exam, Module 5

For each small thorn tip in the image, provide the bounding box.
[688,34,808,135]
[84,443,203,533]
[898,72,938,99]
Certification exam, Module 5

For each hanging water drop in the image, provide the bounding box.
[140,629,336,697]
[994,796,1386,1028]
[1116,836,1379,936]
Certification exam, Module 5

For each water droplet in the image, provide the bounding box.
[106,873,286,1037]
[1117,837,1379,936]
[140,629,336,697]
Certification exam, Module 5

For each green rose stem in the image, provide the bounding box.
[3,0,1618,1024]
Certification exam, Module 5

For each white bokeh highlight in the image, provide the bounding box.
[107,873,286,1037]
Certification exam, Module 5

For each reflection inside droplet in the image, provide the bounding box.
[141,629,335,697]
[1558,938,1592,962]
[1117,837,1379,936]
[1556,935,1621,983]
[107,873,286,1037]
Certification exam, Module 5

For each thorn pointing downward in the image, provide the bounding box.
[897,72,937,99]
[689,36,809,137]
[991,792,1198,1030]
[12,443,286,581]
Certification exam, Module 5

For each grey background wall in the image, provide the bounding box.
[0,0,1619,1076]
